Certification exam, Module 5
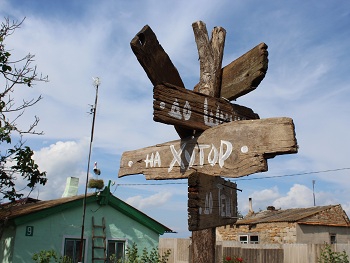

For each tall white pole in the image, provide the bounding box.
[78,77,100,263]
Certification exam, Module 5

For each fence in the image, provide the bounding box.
[159,238,350,263]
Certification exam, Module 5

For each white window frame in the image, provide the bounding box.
[239,235,248,244]
[249,235,259,244]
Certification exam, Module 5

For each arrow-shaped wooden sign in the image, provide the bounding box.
[131,25,268,139]
[154,83,259,131]
[118,117,298,180]
[188,172,238,231]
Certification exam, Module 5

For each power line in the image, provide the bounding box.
[234,167,350,181]
[115,167,350,186]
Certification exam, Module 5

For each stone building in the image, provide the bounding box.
[217,204,350,244]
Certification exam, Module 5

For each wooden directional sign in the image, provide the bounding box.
[118,117,298,180]
[188,173,238,231]
[154,83,259,131]
[220,42,268,101]
[131,25,268,139]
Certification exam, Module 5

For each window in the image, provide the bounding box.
[64,238,86,263]
[107,240,125,262]
[239,235,248,244]
[250,235,259,244]
[330,234,337,244]
[239,235,259,244]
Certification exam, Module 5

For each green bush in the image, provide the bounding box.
[318,243,349,263]
[32,249,72,263]
[110,242,171,263]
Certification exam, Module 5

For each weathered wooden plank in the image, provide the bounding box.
[188,173,238,231]
[130,25,185,88]
[192,21,226,98]
[191,22,226,262]
[118,117,298,179]
[130,25,193,139]
[153,83,259,131]
[220,42,269,101]
[191,228,216,263]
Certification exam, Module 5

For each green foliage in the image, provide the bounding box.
[32,249,72,263]
[0,17,48,202]
[318,243,349,263]
[109,242,171,263]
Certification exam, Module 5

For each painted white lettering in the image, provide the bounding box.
[169,99,182,119]
[168,143,187,172]
[207,144,219,166]
[204,192,213,215]
[184,148,196,168]
[204,98,234,126]
[144,153,154,168]
[154,151,161,167]
[220,194,226,217]
[167,140,233,172]
[183,101,191,120]
[198,144,210,167]
[219,140,233,168]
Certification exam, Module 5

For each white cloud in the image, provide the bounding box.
[30,139,89,200]
[1,0,350,238]
[273,184,313,209]
[125,191,172,210]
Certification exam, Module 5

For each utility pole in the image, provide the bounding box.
[312,180,316,206]
[78,77,100,263]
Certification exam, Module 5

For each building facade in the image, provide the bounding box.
[217,205,350,245]
[0,187,172,262]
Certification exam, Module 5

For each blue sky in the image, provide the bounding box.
[1,0,350,238]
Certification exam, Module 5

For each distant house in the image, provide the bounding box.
[0,187,172,262]
[217,204,350,245]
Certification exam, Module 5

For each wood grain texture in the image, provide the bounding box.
[153,83,259,131]
[130,25,193,139]
[130,25,184,88]
[192,21,226,98]
[191,228,216,263]
[220,42,269,100]
[188,173,238,231]
[118,117,298,179]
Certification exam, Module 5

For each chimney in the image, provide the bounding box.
[248,198,254,214]
[62,177,79,197]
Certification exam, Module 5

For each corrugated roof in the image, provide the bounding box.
[236,205,350,226]
[0,194,94,221]
[0,191,174,234]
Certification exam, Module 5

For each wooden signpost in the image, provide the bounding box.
[120,21,298,263]
[153,83,259,131]
[119,117,297,179]
[188,172,239,231]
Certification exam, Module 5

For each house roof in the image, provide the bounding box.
[236,204,350,227]
[0,189,173,235]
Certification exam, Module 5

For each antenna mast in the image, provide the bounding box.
[78,77,100,262]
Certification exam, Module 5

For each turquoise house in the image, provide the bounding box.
[0,187,172,262]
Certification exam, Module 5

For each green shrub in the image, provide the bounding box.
[110,242,171,263]
[32,249,72,263]
[318,243,349,263]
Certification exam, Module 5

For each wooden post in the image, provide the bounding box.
[191,20,226,263]
[191,228,216,263]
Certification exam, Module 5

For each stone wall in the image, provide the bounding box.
[217,222,297,244]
